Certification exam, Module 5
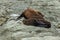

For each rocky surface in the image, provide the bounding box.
[0,0,60,40]
[22,36,60,40]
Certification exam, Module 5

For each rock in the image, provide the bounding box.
[34,32,54,37]
[0,17,7,26]
[11,32,34,40]
[8,14,20,20]
[21,37,43,40]
[22,36,60,40]
[44,36,60,40]
[56,23,60,28]
[56,29,60,36]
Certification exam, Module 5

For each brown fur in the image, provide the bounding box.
[17,8,51,28]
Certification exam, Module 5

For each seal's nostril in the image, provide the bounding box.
[44,23,51,28]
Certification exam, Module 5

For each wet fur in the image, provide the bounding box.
[17,8,51,28]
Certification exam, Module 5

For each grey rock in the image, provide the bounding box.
[22,36,60,40]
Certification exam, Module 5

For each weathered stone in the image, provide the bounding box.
[0,17,7,26]
[11,32,34,40]
[44,36,60,40]
[22,36,60,40]
[56,23,60,28]
[21,37,43,40]
[34,32,54,37]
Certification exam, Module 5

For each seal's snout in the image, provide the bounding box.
[33,19,51,28]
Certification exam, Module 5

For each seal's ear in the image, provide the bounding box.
[37,11,44,17]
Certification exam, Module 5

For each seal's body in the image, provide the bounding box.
[17,8,51,28]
